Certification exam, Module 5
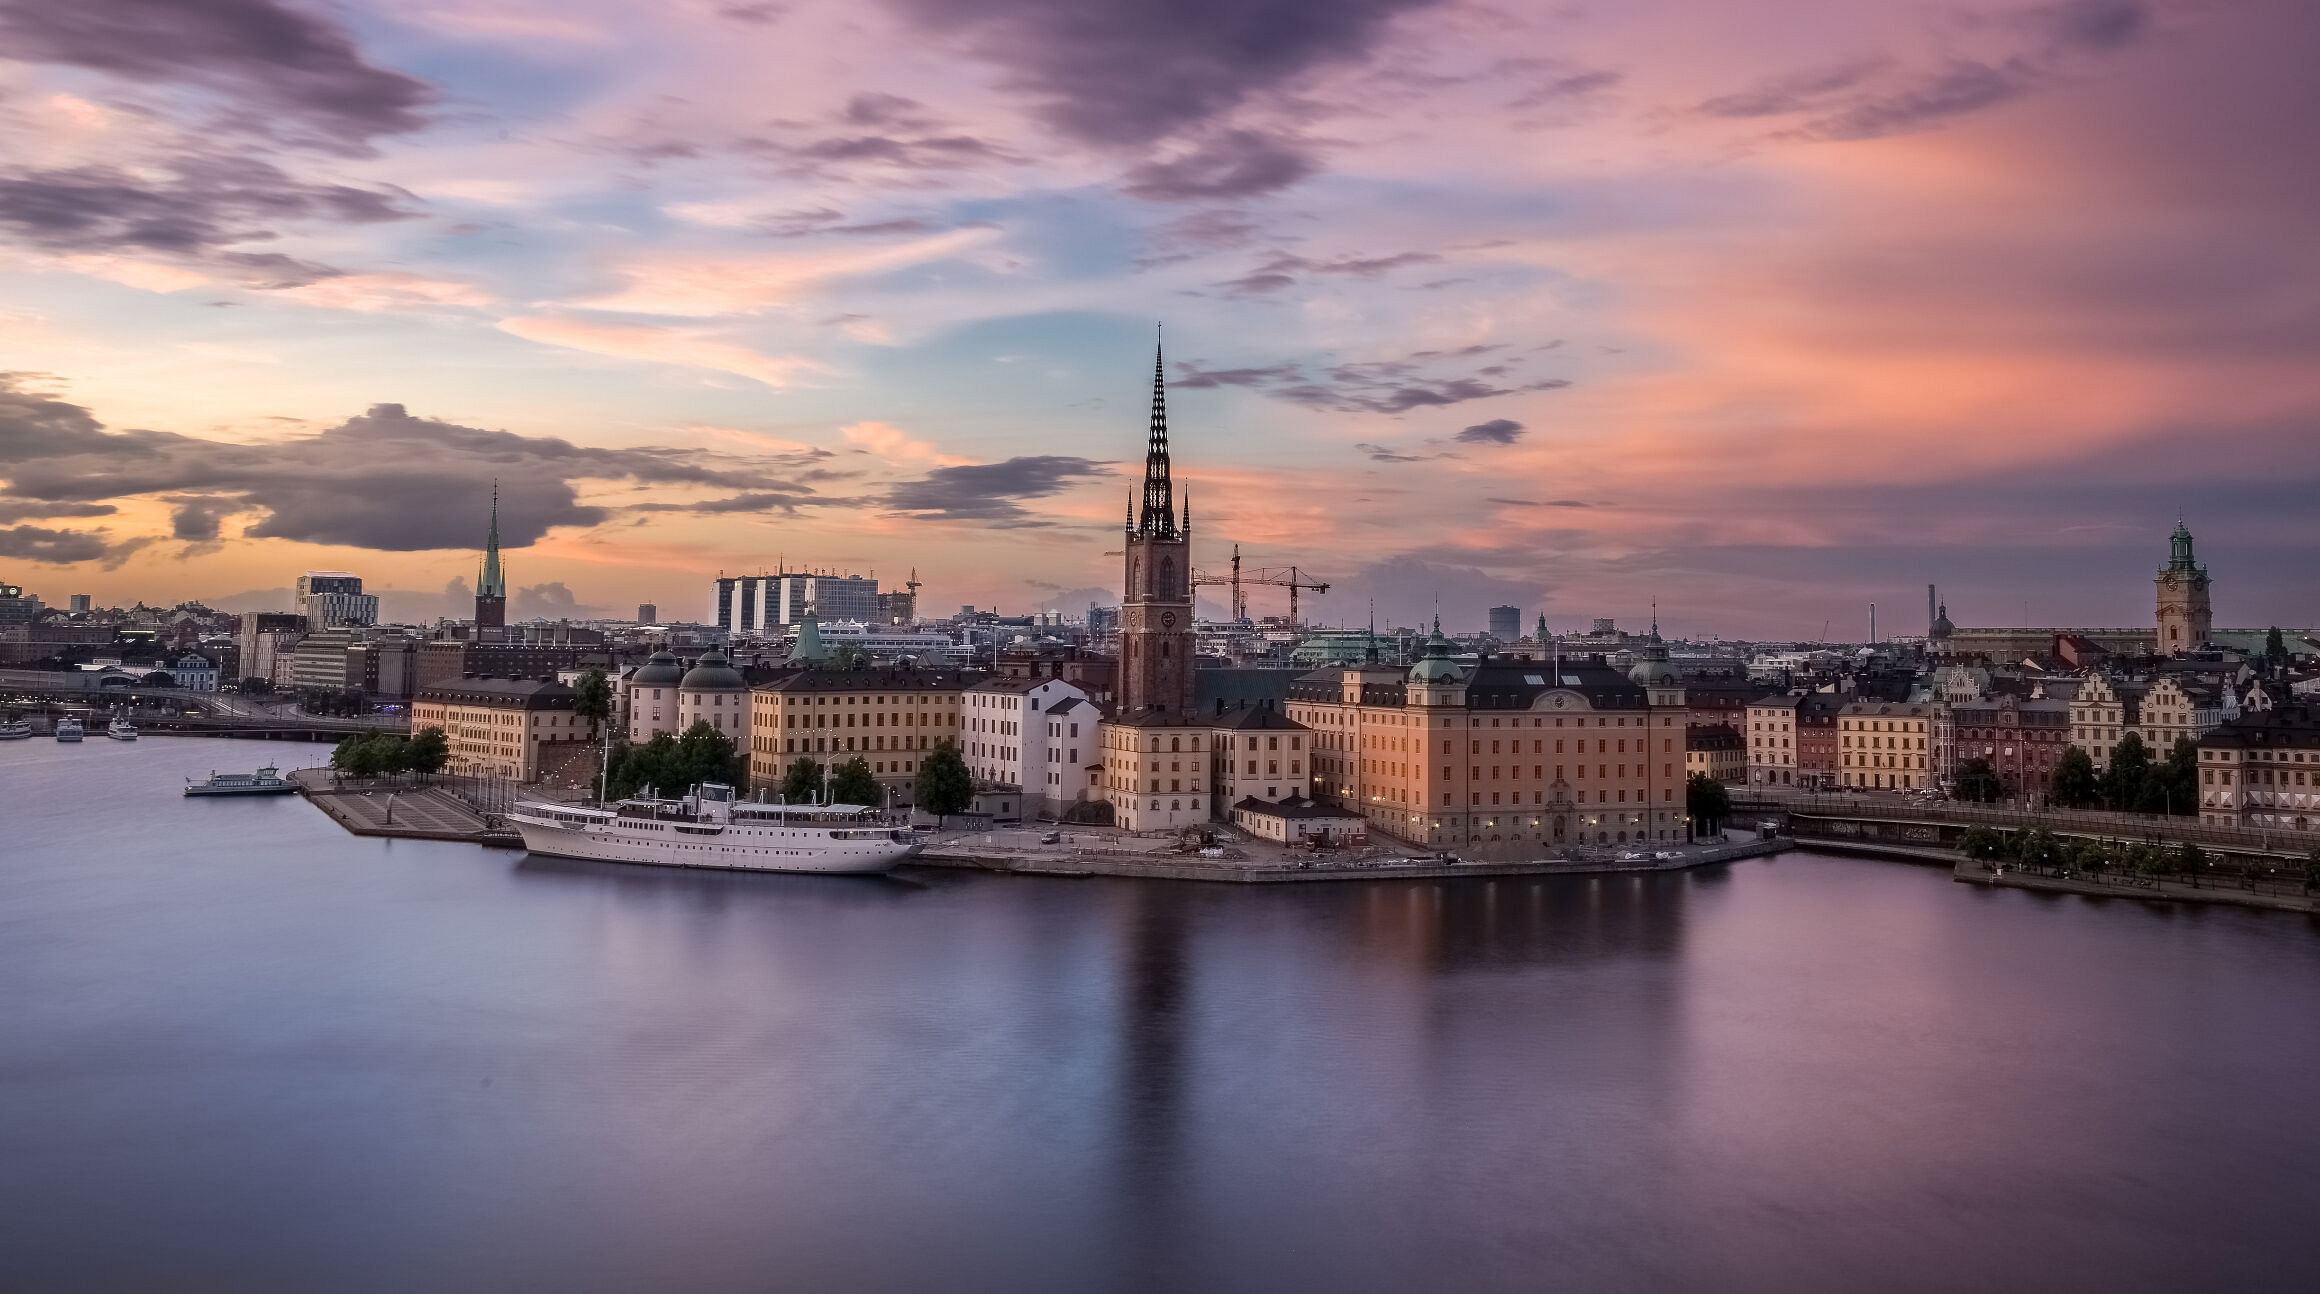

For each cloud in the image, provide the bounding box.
[496,315,822,388]
[1211,248,1442,294]
[1487,497,1589,509]
[1801,62,2025,141]
[880,0,1439,147]
[628,491,817,515]
[0,0,433,151]
[1456,418,1524,445]
[0,524,112,563]
[1171,361,1301,388]
[0,155,415,276]
[882,455,1110,525]
[1696,59,1895,119]
[1353,442,1443,463]
[0,377,837,552]
[0,497,116,523]
[2022,0,2149,54]
[1120,130,1318,201]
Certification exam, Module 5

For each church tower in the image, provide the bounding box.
[475,482,507,633]
[2155,520,2211,654]
[1119,338,1195,717]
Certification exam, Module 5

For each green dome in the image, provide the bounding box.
[1408,618,1462,683]
[678,650,747,692]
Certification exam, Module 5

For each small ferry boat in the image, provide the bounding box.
[184,766,299,797]
[0,716,30,740]
[509,782,919,874]
[107,716,139,741]
[54,717,84,743]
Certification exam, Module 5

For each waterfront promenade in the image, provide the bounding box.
[915,831,1786,883]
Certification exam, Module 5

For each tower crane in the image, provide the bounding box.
[1193,544,1331,627]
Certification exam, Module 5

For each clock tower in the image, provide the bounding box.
[1119,338,1195,717]
[2155,520,2212,655]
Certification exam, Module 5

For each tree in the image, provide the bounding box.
[2265,625,2289,675]
[828,757,880,806]
[607,733,680,800]
[1685,772,1732,839]
[1953,756,2005,804]
[405,726,450,777]
[2103,732,2151,811]
[572,670,613,740]
[2304,848,2320,895]
[671,720,746,790]
[914,740,973,825]
[2177,841,2205,886]
[237,677,273,695]
[330,732,407,778]
[2014,828,2061,869]
[1959,826,2006,861]
[2050,746,2101,809]
[831,643,872,671]
[781,755,826,803]
[2143,739,2199,817]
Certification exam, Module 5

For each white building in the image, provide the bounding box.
[623,650,686,741]
[962,676,1095,819]
[675,650,750,742]
[169,652,220,692]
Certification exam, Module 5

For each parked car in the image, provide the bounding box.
[1038,831,1061,845]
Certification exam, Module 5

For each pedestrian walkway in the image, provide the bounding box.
[291,770,512,845]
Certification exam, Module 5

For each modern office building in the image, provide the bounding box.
[295,572,377,631]
[1488,605,1521,640]
[714,571,881,634]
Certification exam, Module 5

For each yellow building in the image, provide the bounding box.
[411,676,586,781]
[1838,701,1932,790]
[1100,714,1213,832]
[1286,629,1690,851]
[1686,722,1746,784]
[747,669,971,802]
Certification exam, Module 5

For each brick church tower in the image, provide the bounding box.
[1118,339,1195,717]
[2154,520,2211,655]
[475,482,507,633]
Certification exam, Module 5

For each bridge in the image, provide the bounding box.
[1735,788,2318,864]
[0,682,408,741]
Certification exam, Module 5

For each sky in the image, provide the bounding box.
[0,0,2315,638]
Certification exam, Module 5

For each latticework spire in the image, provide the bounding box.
[478,480,505,598]
[1137,330,1176,538]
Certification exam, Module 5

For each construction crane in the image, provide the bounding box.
[1193,544,1331,627]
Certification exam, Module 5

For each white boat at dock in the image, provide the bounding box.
[54,717,84,742]
[107,717,139,741]
[0,716,30,741]
[508,782,919,875]
[184,766,300,797]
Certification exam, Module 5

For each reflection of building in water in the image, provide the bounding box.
[1109,885,1191,1291]
[1343,873,1692,974]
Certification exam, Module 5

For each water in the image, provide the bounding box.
[4,737,2317,1293]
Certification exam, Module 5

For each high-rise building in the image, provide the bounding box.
[713,571,880,634]
[1488,605,1520,640]
[1118,341,1194,718]
[636,603,658,625]
[0,581,41,628]
[68,594,91,614]
[475,485,507,632]
[295,572,376,630]
[236,611,306,685]
[2156,520,2213,654]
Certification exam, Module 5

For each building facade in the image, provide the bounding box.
[2155,521,2213,654]
[411,676,585,780]
[1838,701,1932,790]
[963,676,1096,817]
[1686,722,1746,784]
[746,669,971,803]
[295,572,376,631]
[2198,690,2320,834]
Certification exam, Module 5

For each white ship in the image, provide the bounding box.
[0,716,31,740]
[54,717,84,742]
[107,716,139,741]
[508,783,919,875]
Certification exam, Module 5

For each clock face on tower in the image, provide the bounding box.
[1160,611,1177,629]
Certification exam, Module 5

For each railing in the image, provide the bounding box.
[1740,788,2320,856]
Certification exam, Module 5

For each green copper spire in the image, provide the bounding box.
[478,481,505,598]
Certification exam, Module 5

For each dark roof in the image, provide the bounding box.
[1232,794,1361,820]
[417,676,577,708]
[1686,723,1743,751]
[1046,696,1094,715]
[758,668,982,694]
[2200,705,2320,750]
[1196,667,1302,710]
[1283,654,1652,712]
[1210,700,1307,731]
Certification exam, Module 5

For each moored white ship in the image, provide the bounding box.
[54,717,84,742]
[508,782,919,875]
[107,716,139,741]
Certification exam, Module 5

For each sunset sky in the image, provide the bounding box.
[1,0,2315,636]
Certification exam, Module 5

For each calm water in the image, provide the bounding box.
[4,737,2317,1293]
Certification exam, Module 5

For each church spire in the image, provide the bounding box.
[478,480,505,598]
[1137,328,1176,538]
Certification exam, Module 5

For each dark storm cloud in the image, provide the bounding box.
[882,455,1110,526]
[0,497,115,523]
[1120,130,1318,201]
[0,524,111,563]
[879,0,1440,147]
[629,491,819,515]
[0,0,432,151]
[0,378,838,552]
[1455,418,1524,445]
[1696,58,1895,119]
[0,155,414,283]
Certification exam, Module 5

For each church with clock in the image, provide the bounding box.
[1099,340,1217,831]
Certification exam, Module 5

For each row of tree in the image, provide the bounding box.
[603,722,748,801]
[1948,732,2202,816]
[594,726,979,823]
[1959,826,2210,880]
[329,727,450,778]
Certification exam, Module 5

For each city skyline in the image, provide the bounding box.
[2,0,2316,635]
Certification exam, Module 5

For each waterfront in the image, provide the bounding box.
[5,739,2318,1293]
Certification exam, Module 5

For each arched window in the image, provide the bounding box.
[1170,736,1180,752]
[1159,556,1175,595]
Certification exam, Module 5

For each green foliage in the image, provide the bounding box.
[572,670,613,738]
[606,720,744,800]
[405,725,449,776]
[831,643,872,671]
[1685,772,1732,837]
[2304,849,2320,893]
[2102,732,2151,810]
[2265,625,2288,673]
[2148,739,2199,816]
[2050,746,2101,809]
[140,670,176,686]
[914,740,973,823]
[1953,756,2005,803]
[2177,841,2205,876]
[780,755,825,802]
[1958,826,2006,860]
[828,757,881,806]
[330,731,414,778]
[237,677,273,695]
[2013,828,2061,868]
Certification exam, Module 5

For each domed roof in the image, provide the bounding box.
[631,650,685,686]
[1931,603,1954,639]
[1627,614,1672,686]
[678,650,747,692]
[1408,618,1463,683]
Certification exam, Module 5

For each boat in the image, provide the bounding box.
[54,717,84,742]
[0,716,30,741]
[184,766,300,797]
[107,716,139,741]
[508,782,919,874]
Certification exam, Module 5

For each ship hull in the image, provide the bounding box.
[510,815,917,875]
[184,784,300,797]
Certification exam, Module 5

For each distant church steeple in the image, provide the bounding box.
[475,481,507,632]
[1135,331,1178,540]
